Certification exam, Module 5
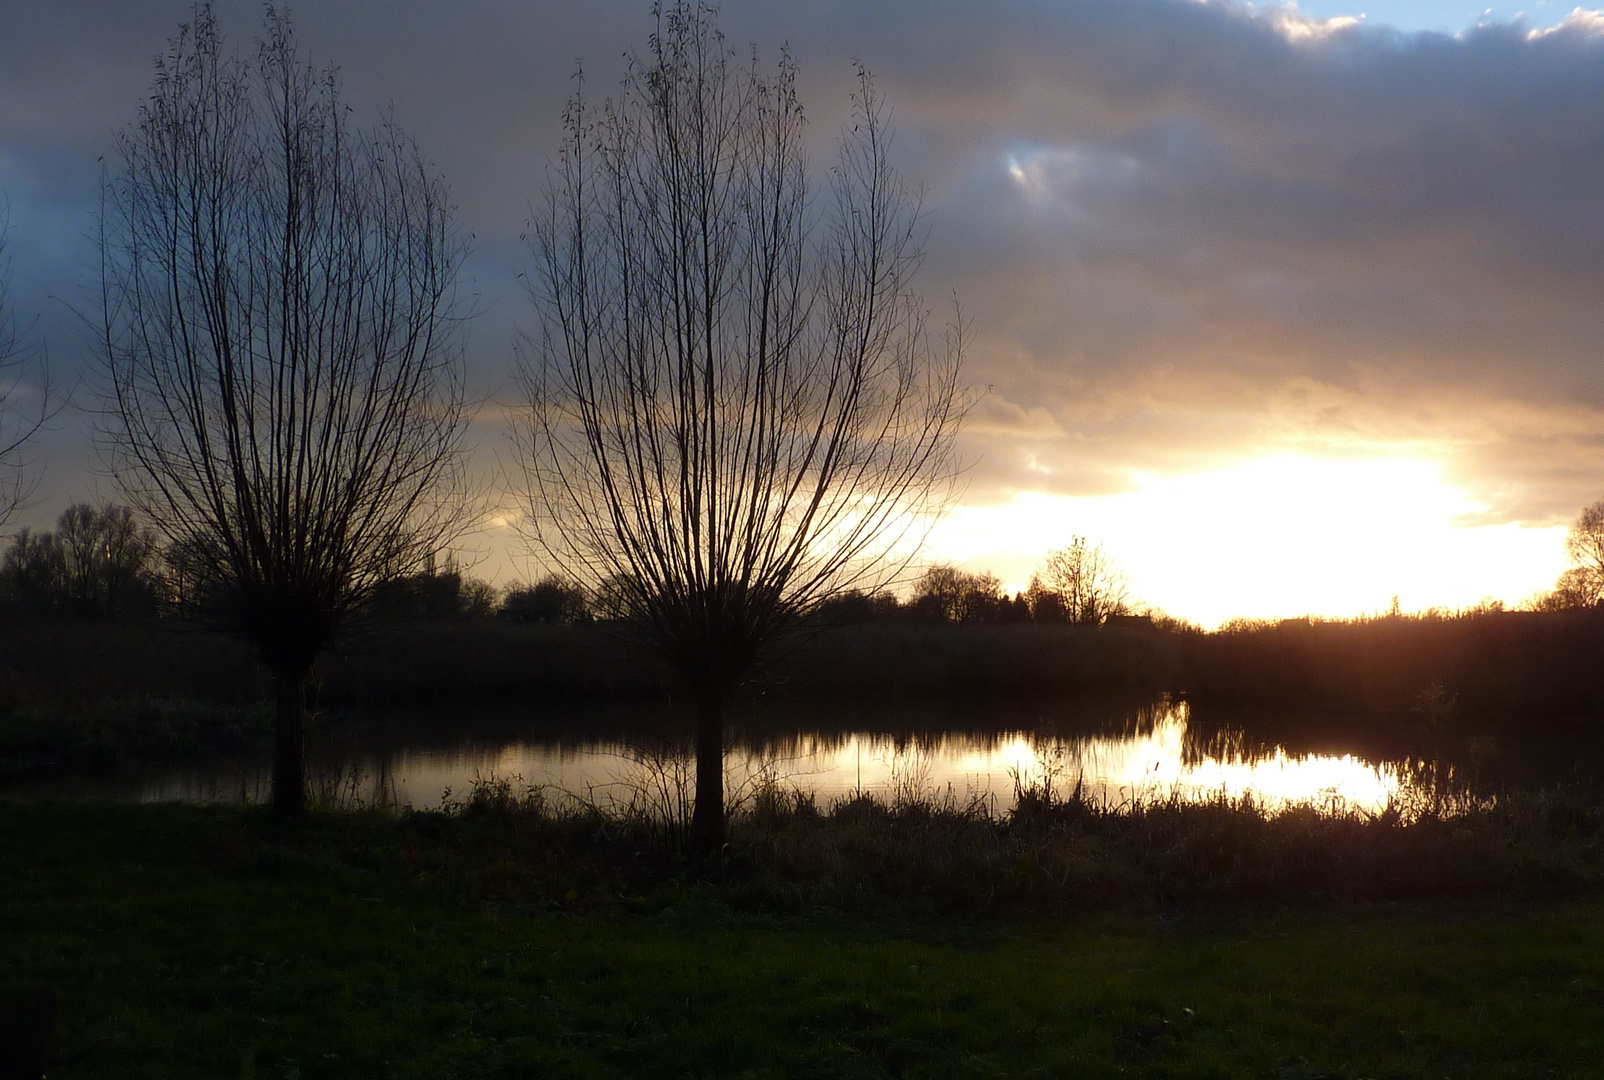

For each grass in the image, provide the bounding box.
[430,770,1604,914]
[3,800,1604,1078]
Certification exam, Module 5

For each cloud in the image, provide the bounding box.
[1529,7,1604,39]
[821,0,1604,518]
[2,0,1603,551]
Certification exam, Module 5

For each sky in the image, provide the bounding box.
[2,0,1603,626]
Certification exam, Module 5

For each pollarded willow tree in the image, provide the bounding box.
[521,2,967,859]
[99,4,469,818]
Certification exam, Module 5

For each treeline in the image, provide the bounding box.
[809,564,1161,628]
[0,505,1170,631]
[9,503,1604,723]
[0,502,533,624]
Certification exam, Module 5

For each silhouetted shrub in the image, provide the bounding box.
[0,503,164,618]
[499,575,589,624]
[811,589,901,625]
[911,565,1005,624]
[366,559,498,622]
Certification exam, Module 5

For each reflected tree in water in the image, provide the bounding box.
[97,5,469,818]
[519,4,966,859]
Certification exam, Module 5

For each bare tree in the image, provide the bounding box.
[98,4,469,818]
[0,503,163,618]
[520,3,965,859]
[911,564,1003,624]
[1531,566,1600,611]
[1536,499,1604,610]
[0,208,48,529]
[1562,499,1604,602]
[1032,537,1133,626]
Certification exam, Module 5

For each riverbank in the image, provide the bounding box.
[6,611,1604,784]
[3,800,1602,1078]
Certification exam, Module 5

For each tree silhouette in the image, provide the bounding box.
[1032,537,1133,626]
[520,2,965,859]
[0,503,163,618]
[97,4,469,818]
[1538,499,1604,609]
[499,576,589,625]
[911,565,1004,624]
[1564,500,1604,601]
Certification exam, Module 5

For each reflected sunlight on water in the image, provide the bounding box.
[107,701,1422,815]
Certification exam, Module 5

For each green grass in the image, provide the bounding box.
[4,801,1604,1078]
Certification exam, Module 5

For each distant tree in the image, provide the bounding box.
[999,591,1032,623]
[1561,499,1604,605]
[1531,501,1604,611]
[1024,575,1068,623]
[499,576,589,625]
[911,565,1004,624]
[519,4,965,858]
[459,578,499,620]
[1032,537,1133,626]
[1143,607,1200,635]
[910,565,964,623]
[869,591,906,622]
[368,555,496,621]
[97,5,469,818]
[813,588,903,625]
[0,528,62,611]
[56,504,162,616]
[1530,568,1599,612]
[0,503,163,617]
[0,207,49,529]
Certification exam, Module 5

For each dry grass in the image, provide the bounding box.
[424,766,1604,917]
[1185,606,1604,716]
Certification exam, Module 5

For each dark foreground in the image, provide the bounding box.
[4,801,1604,1079]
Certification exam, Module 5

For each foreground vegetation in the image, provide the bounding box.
[4,796,1604,1078]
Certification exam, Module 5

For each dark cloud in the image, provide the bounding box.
[2,0,1602,554]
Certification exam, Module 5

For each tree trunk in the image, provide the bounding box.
[272,666,308,820]
[688,689,725,863]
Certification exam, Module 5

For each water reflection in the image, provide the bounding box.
[12,700,1480,816]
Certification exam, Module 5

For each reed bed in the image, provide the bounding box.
[373,768,1604,918]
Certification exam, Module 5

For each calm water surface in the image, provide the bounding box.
[15,698,1512,816]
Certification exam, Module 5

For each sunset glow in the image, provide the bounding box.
[927,453,1568,626]
[4,1,1603,623]
[8,5,1604,1070]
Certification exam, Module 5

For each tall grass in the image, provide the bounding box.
[423,760,1604,916]
[1185,606,1604,717]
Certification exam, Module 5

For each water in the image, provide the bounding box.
[7,698,1526,817]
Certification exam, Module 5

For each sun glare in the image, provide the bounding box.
[927,453,1568,626]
